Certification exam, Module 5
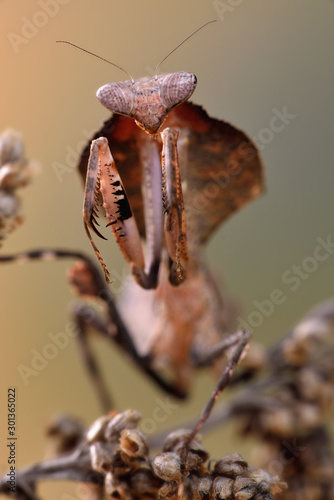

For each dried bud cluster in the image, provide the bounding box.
[0,129,37,241]
[231,300,334,499]
[45,414,85,457]
[86,411,285,500]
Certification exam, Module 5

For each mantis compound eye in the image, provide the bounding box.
[97,81,135,117]
[159,72,197,110]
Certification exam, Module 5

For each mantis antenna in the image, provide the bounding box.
[154,19,217,78]
[57,20,216,83]
[56,40,134,83]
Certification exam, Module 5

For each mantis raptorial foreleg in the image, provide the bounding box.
[83,129,188,289]
[161,128,188,285]
[83,137,152,288]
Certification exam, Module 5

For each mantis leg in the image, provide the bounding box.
[72,302,114,412]
[0,250,188,409]
[83,137,160,289]
[160,128,188,285]
[72,299,188,411]
[190,330,250,367]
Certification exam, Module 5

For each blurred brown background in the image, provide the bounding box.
[0,1,333,498]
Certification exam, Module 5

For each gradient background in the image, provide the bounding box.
[0,1,333,498]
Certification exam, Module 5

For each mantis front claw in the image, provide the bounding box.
[83,130,188,289]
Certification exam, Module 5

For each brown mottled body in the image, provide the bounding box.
[0,69,264,403]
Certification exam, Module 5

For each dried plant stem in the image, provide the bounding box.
[189,329,250,441]
[0,444,103,500]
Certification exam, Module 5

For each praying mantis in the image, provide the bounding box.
[0,23,264,410]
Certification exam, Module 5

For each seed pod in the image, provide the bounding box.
[0,192,22,240]
[152,452,182,482]
[179,475,202,500]
[256,481,271,494]
[90,441,114,473]
[170,438,209,472]
[295,402,321,432]
[184,451,207,472]
[242,342,268,372]
[253,494,274,500]
[298,367,333,411]
[0,129,37,241]
[247,467,287,495]
[233,476,257,500]
[260,408,294,437]
[281,316,330,365]
[105,473,131,500]
[0,129,36,189]
[197,476,213,497]
[163,429,200,452]
[158,480,178,499]
[214,454,248,478]
[105,410,142,442]
[111,448,132,476]
[211,476,234,499]
[86,415,111,444]
[246,467,273,483]
[45,414,84,456]
[130,468,161,496]
[119,429,149,459]
[187,440,209,462]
